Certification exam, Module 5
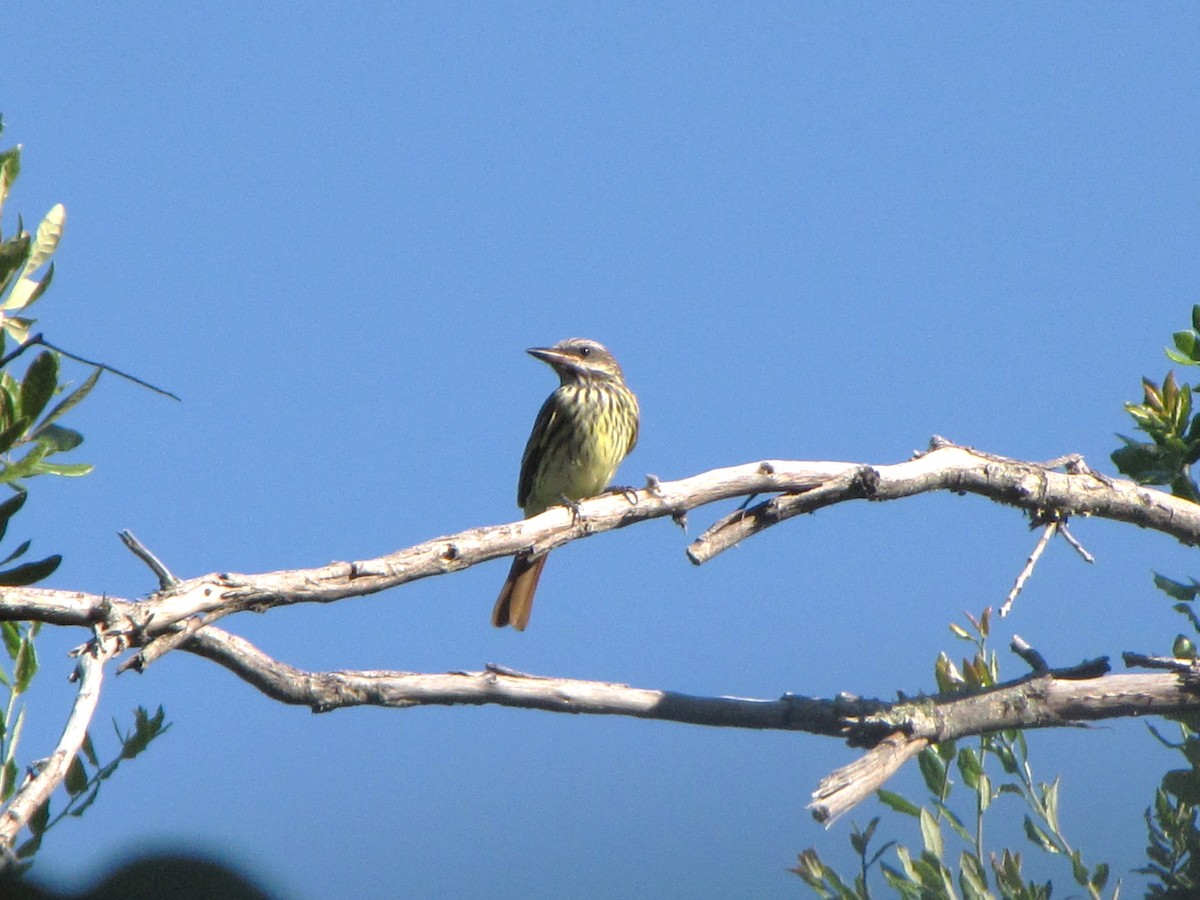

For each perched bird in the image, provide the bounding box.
[492,338,640,630]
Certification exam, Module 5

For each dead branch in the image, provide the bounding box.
[688,440,1200,561]
[1,441,1198,828]
[0,636,119,856]
[1,442,1195,664]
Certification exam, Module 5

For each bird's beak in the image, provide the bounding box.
[527,346,572,368]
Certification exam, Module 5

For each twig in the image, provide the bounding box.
[0,333,180,401]
[1000,521,1058,617]
[1058,522,1095,563]
[0,636,118,853]
[1011,635,1049,673]
[810,733,929,825]
[118,530,179,589]
[1123,651,1198,673]
[119,615,214,674]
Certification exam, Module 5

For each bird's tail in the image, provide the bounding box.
[492,552,548,631]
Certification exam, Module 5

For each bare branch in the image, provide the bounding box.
[0,637,118,854]
[177,626,1200,734]
[0,333,180,401]
[180,627,867,730]
[810,733,930,825]
[1000,521,1058,617]
[1058,521,1096,563]
[688,442,1200,562]
[119,530,179,588]
[1,443,1194,667]
[1011,635,1050,673]
[174,626,1200,820]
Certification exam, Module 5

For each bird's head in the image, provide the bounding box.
[527,338,625,384]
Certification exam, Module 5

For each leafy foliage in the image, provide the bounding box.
[1137,578,1200,897]
[1106,306,1200,896]
[0,129,101,588]
[1112,305,1200,502]
[0,117,167,873]
[12,706,170,865]
[792,610,1116,899]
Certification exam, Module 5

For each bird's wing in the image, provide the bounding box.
[517,391,562,511]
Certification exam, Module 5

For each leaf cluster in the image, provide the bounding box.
[0,621,172,876]
[1136,575,1200,896]
[1112,306,1200,502]
[793,610,1115,899]
[0,117,166,873]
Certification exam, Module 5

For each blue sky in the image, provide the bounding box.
[4,4,1200,897]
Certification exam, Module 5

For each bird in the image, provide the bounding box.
[492,338,640,630]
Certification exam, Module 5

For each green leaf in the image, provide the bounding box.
[64,753,88,795]
[918,746,948,796]
[34,424,83,453]
[0,620,19,659]
[1163,768,1200,804]
[13,636,37,692]
[35,461,93,477]
[0,539,31,565]
[0,142,20,206]
[919,808,944,860]
[15,833,42,860]
[1022,815,1058,853]
[18,204,64,283]
[0,440,52,484]
[0,489,26,544]
[0,758,13,801]
[934,653,963,692]
[18,351,57,423]
[956,746,982,789]
[28,799,49,835]
[70,782,103,818]
[1155,572,1200,602]
[958,851,989,900]
[1173,329,1199,359]
[81,731,98,767]
[2,316,34,346]
[1069,849,1089,886]
[2,262,53,314]
[0,233,30,298]
[877,788,922,817]
[930,800,971,842]
[0,416,30,456]
[849,818,876,856]
[0,553,61,587]
[121,705,170,759]
[978,773,993,813]
[1041,777,1061,832]
[32,367,100,434]
[1112,438,1183,486]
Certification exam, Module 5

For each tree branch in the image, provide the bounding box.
[180,626,872,729]
[0,636,118,856]
[688,439,1200,562]
[1,442,1197,825]
[2,442,1195,662]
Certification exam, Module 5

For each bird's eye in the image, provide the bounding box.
[579,346,591,357]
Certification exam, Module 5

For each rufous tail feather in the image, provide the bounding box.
[492,552,548,631]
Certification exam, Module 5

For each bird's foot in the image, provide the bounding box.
[559,495,587,527]
[602,484,640,504]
